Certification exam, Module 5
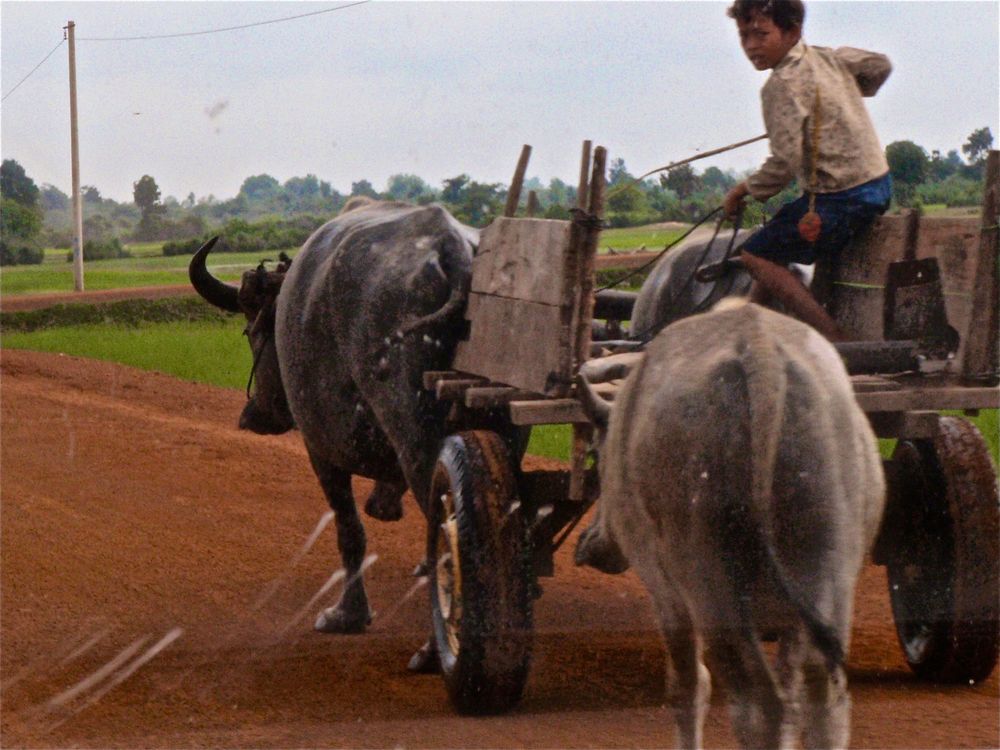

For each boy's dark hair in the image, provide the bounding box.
[727,0,805,31]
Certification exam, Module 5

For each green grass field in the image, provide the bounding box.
[4,318,252,387]
[8,225,680,298]
[600,226,685,253]
[4,249,295,296]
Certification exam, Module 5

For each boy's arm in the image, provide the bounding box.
[745,81,803,202]
[834,47,892,97]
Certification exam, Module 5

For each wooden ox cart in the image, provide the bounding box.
[421,143,1000,714]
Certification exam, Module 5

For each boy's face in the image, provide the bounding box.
[737,12,801,70]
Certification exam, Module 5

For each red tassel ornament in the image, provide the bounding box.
[798,208,822,243]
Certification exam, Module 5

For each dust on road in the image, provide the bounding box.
[2,349,997,748]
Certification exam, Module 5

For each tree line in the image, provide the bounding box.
[1,127,992,265]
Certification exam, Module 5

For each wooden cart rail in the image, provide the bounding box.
[427,368,999,431]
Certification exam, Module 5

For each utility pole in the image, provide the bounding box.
[67,20,84,291]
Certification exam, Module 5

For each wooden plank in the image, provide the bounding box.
[851,375,903,393]
[422,370,466,390]
[436,378,487,401]
[453,293,572,396]
[510,399,588,426]
[854,386,999,412]
[470,218,574,306]
[821,215,981,342]
[464,387,543,409]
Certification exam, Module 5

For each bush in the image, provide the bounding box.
[67,237,132,262]
[162,214,327,256]
[0,241,44,265]
[162,236,207,256]
[41,227,74,250]
[915,175,983,208]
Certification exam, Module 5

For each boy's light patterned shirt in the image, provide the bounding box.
[747,40,892,201]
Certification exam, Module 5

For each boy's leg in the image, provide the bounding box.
[741,250,846,341]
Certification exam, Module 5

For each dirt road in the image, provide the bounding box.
[2,349,997,748]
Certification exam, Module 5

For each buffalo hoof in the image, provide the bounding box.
[407,639,440,674]
[574,524,631,574]
[364,481,405,522]
[314,604,372,634]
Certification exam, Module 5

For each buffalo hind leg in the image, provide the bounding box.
[704,630,785,750]
[776,626,808,749]
[634,560,710,749]
[309,458,373,634]
[801,654,850,750]
[658,604,711,749]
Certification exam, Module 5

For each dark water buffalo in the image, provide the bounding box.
[190,199,507,641]
[576,301,885,749]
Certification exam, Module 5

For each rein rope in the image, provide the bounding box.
[630,207,747,345]
[244,325,266,399]
[594,206,724,293]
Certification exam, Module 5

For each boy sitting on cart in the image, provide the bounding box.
[718,0,893,341]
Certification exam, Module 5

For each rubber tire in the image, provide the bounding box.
[427,430,534,714]
[886,416,999,683]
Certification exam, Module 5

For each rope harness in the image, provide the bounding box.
[243,308,275,399]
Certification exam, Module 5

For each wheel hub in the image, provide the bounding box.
[436,492,462,657]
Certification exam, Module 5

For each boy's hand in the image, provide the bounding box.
[724,182,750,218]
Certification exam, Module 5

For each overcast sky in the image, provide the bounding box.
[2,1,997,203]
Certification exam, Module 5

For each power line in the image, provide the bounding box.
[1,37,66,103]
[77,1,370,41]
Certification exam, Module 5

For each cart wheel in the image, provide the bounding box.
[427,430,533,714]
[886,416,999,683]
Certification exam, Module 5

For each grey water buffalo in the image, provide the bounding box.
[629,227,754,342]
[575,300,885,749]
[190,199,519,646]
[623,226,814,343]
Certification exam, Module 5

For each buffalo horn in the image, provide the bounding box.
[575,372,612,430]
[189,236,241,313]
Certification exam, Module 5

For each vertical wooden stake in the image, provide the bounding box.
[569,145,607,502]
[962,149,999,384]
[576,140,592,209]
[575,145,607,369]
[504,144,532,218]
[569,423,592,502]
[560,140,594,399]
[526,190,539,218]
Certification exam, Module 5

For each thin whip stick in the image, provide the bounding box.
[605,133,767,202]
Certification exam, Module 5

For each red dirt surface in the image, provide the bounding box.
[1,286,195,313]
[2,348,998,748]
